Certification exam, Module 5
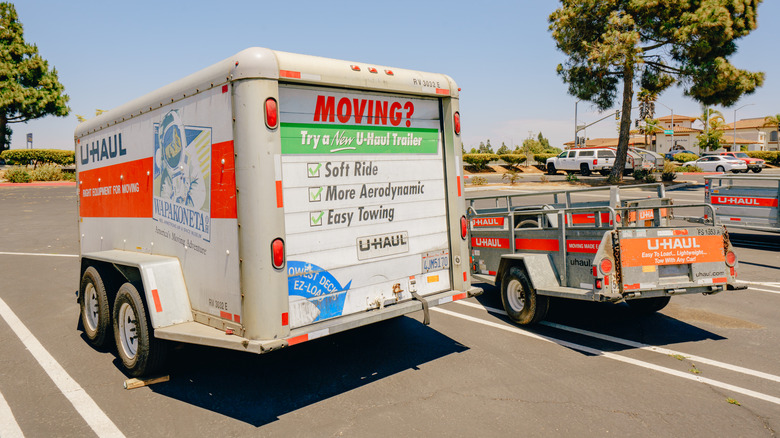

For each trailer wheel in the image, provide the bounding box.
[626,296,670,314]
[113,282,167,377]
[500,267,549,325]
[547,163,558,175]
[80,267,111,348]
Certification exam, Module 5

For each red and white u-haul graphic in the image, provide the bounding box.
[711,196,778,207]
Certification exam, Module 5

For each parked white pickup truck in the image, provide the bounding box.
[546,147,642,176]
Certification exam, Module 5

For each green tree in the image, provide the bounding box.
[478,139,494,154]
[521,137,544,155]
[537,132,551,149]
[0,3,69,150]
[496,142,510,155]
[698,107,724,133]
[550,1,763,182]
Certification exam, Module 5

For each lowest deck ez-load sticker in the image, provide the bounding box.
[152,109,212,242]
[287,261,352,325]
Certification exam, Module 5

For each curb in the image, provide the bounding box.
[0,181,77,187]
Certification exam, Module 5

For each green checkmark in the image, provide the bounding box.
[307,163,322,177]
[309,187,323,202]
[310,211,324,226]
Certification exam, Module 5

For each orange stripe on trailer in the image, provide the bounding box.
[713,277,728,284]
[287,334,308,346]
[515,238,559,252]
[276,180,284,208]
[220,311,232,320]
[79,158,154,218]
[452,293,467,301]
[457,176,462,197]
[435,88,450,95]
[151,289,163,312]
[279,70,301,79]
[624,283,640,290]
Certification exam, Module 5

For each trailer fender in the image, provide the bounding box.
[81,250,193,329]
[496,253,560,291]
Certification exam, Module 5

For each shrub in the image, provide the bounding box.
[565,172,578,183]
[534,153,557,164]
[31,163,63,181]
[502,169,522,185]
[632,168,649,180]
[677,165,702,173]
[463,153,499,171]
[644,172,657,183]
[661,161,677,182]
[499,154,527,168]
[672,152,699,163]
[0,149,75,167]
[746,151,780,164]
[4,166,31,183]
[470,176,487,186]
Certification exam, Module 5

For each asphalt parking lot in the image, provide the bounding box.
[0,183,778,437]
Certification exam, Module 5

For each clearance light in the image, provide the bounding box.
[454,112,461,135]
[384,69,394,75]
[725,251,736,267]
[271,238,285,270]
[460,216,468,240]
[368,67,378,73]
[350,65,361,71]
[600,258,613,274]
[265,98,278,129]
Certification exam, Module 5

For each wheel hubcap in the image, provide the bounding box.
[506,279,526,312]
[84,283,98,331]
[118,303,138,360]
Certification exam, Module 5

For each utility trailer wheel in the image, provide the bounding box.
[80,266,111,348]
[113,282,168,377]
[500,267,549,325]
[626,296,671,314]
[547,164,558,175]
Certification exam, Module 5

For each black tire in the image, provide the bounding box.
[516,219,539,229]
[600,170,610,176]
[80,266,111,348]
[626,296,670,314]
[113,282,168,377]
[579,164,591,176]
[752,167,762,173]
[546,163,557,175]
[500,267,549,325]
[731,169,742,174]
[716,165,725,173]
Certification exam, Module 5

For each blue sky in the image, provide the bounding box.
[11,0,780,151]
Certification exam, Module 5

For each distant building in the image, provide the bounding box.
[720,117,779,151]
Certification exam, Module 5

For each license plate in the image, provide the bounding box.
[422,250,450,273]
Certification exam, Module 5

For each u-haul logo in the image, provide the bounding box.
[471,217,505,228]
[712,196,778,207]
[79,133,127,164]
[647,237,700,250]
[471,237,510,249]
[356,231,409,260]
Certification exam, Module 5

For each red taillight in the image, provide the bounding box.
[595,279,603,289]
[460,216,468,240]
[600,258,613,274]
[265,98,278,129]
[271,238,285,269]
[453,112,461,135]
[593,159,598,166]
[725,251,736,266]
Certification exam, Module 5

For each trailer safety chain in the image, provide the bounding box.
[409,290,430,325]
[722,228,730,254]
[611,231,623,286]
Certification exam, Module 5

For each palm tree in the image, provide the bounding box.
[698,107,724,133]
[638,118,660,149]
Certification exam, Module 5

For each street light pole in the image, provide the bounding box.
[733,103,755,151]
[574,100,580,147]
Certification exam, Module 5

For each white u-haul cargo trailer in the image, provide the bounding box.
[75,47,481,376]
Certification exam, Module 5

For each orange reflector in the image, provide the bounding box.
[725,251,736,266]
[454,112,461,135]
[282,312,289,326]
[272,238,285,270]
[265,98,278,129]
[600,258,613,274]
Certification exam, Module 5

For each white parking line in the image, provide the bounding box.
[0,390,24,438]
[747,287,780,295]
[455,300,780,383]
[0,297,125,438]
[0,252,78,258]
[436,305,780,406]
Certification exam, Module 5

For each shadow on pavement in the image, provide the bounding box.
[144,316,467,427]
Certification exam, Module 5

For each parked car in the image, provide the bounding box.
[546,147,642,176]
[690,155,748,173]
[718,152,764,173]
[664,149,698,161]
